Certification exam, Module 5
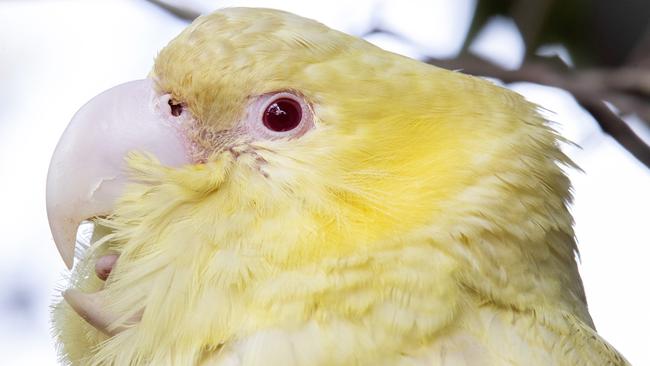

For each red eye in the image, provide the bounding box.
[263,98,302,132]
[248,92,314,140]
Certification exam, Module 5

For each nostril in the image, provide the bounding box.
[95,254,119,281]
[168,99,184,117]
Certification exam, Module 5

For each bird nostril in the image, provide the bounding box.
[168,99,184,117]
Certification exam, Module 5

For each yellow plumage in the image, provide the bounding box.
[52,7,628,365]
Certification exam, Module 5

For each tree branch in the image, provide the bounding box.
[427,55,650,168]
[146,0,200,21]
[578,99,650,167]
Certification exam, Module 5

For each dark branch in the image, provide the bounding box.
[146,0,200,21]
[578,99,650,167]
[427,55,650,169]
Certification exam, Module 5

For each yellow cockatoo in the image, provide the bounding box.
[46,7,628,366]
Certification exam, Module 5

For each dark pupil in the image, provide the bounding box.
[263,98,302,132]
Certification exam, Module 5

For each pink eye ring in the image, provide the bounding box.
[248,92,314,139]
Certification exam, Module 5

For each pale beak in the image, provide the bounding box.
[46,79,191,269]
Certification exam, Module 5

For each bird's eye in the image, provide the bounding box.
[263,98,302,132]
[168,99,184,117]
[247,92,314,140]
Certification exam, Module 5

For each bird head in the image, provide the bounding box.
[48,8,584,365]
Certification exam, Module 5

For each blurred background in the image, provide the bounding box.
[1,0,648,364]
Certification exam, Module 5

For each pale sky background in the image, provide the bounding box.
[0,0,648,364]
